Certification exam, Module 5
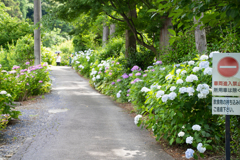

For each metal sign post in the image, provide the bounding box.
[212,53,240,160]
[225,114,230,160]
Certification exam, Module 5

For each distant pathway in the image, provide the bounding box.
[10,66,174,160]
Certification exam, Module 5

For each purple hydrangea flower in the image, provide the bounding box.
[131,65,139,71]
[143,74,147,77]
[127,94,130,97]
[156,61,162,65]
[127,89,130,93]
[122,73,129,79]
[98,71,102,74]
[151,69,155,72]
[109,73,112,75]
[116,62,120,65]
[117,79,121,82]
[135,72,141,76]
[39,80,43,83]
[111,82,115,85]
[26,62,30,65]
[129,73,133,76]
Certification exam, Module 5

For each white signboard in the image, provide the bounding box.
[212,97,240,115]
[212,53,240,96]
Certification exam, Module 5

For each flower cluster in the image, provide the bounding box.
[134,115,142,125]
[196,84,209,99]
[186,74,198,82]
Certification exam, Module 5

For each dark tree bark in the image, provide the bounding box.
[159,17,172,58]
[125,8,137,58]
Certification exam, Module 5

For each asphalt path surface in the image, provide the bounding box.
[10,66,174,160]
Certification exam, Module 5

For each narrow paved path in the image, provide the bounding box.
[11,66,174,160]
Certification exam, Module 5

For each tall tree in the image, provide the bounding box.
[50,0,162,55]
[125,6,137,57]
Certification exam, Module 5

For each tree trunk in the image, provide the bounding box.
[34,0,41,65]
[125,8,137,58]
[110,24,116,38]
[194,13,207,54]
[102,25,109,47]
[159,17,172,58]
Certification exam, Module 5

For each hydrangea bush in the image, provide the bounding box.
[0,62,52,130]
[72,50,240,158]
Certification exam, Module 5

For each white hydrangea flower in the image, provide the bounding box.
[176,79,183,84]
[197,84,210,98]
[156,90,165,98]
[176,69,181,74]
[179,87,187,94]
[181,70,187,75]
[116,90,122,98]
[185,149,194,159]
[168,92,177,100]
[204,67,212,75]
[157,85,161,89]
[182,126,185,129]
[134,115,142,125]
[0,64,1,68]
[197,143,206,153]
[209,51,220,58]
[6,94,11,97]
[187,87,194,96]
[178,131,185,137]
[199,61,209,69]
[192,124,201,131]
[96,75,100,79]
[186,136,193,144]
[141,87,151,93]
[162,94,169,102]
[193,67,200,72]
[0,91,7,94]
[170,86,176,91]
[200,55,209,60]
[186,74,198,82]
[90,70,98,76]
[92,77,96,81]
[188,61,195,65]
[78,65,84,69]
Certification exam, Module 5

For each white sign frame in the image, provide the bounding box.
[212,53,240,96]
[212,97,240,115]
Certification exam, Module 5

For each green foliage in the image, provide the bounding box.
[1,0,22,19]
[124,47,155,71]
[42,28,68,48]
[98,37,124,61]
[41,48,55,65]
[160,31,198,64]
[0,6,33,49]
[15,34,34,65]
